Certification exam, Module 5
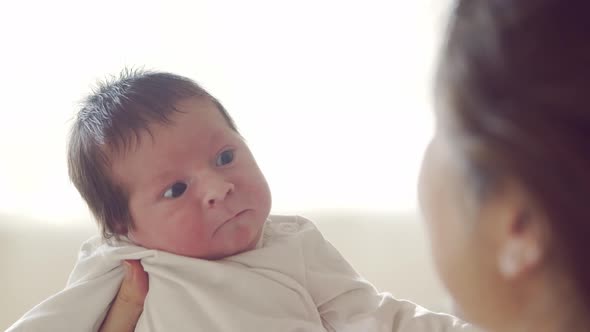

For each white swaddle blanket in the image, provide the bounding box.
[7,215,478,332]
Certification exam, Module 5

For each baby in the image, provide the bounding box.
[8,70,478,331]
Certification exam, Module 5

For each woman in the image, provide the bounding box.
[419,0,590,330]
[101,1,590,331]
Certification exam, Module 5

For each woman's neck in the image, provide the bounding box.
[520,307,588,332]
[503,271,589,332]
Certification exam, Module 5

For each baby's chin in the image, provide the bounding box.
[130,235,262,260]
[134,215,267,260]
[206,225,264,260]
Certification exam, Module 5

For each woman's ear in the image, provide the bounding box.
[487,182,549,280]
[497,223,543,279]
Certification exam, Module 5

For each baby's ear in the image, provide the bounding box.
[112,222,130,237]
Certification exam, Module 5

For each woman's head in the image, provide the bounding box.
[419,0,590,329]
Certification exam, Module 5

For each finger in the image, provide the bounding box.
[98,260,149,332]
[118,260,149,305]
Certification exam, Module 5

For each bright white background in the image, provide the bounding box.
[0,0,450,224]
[1,2,460,329]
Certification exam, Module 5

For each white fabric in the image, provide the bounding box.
[7,215,480,332]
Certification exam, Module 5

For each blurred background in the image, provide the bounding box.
[1,0,453,329]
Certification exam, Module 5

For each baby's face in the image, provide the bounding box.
[111,97,271,259]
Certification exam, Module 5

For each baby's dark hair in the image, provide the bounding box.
[438,1,590,309]
[68,69,238,239]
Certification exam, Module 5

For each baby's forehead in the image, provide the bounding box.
[108,114,237,178]
[109,99,229,149]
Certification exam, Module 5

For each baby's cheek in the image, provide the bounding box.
[163,226,211,257]
[226,218,259,245]
[150,210,206,252]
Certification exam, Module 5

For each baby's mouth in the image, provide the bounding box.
[212,209,249,235]
[225,209,248,224]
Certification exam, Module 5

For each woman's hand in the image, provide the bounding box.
[99,260,149,332]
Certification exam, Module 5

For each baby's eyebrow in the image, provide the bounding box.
[152,170,177,187]
[135,171,176,198]
[209,129,235,144]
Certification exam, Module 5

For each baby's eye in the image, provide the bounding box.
[216,149,235,166]
[163,182,188,199]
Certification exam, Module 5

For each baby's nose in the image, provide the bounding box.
[202,180,234,208]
